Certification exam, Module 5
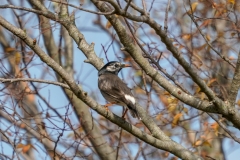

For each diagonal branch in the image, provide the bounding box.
[28,0,117,159]
[0,15,203,160]
[208,113,240,144]
[97,0,240,130]
[187,11,235,68]
[0,0,232,125]
[228,52,240,107]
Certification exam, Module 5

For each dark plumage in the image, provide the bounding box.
[98,61,140,119]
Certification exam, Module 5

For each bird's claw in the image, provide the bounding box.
[103,103,114,111]
[104,105,109,111]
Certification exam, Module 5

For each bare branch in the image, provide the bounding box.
[187,11,235,68]
[164,0,171,32]
[0,77,70,89]
[0,3,115,16]
[0,14,203,160]
[228,51,240,107]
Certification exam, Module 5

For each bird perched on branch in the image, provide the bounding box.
[98,61,140,119]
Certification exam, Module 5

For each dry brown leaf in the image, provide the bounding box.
[193,140,202,147]
[202,141,212,148]
[106,21,112,28]
[195,86,201,94]
[121,130,132,140]
[199,19,212,28]
[173,43,179,47]
[156,113,162,120]
[228,56,235,60]
[206,34,211,41]
[134,123,144,127]
[67,132,75,138]
[182,34,192,40]
[171,157,178,160]
[79,126,83,132]
[48,150,59,160]
[20,123,26,129]
[167,97,178,104]
[5,47,15,52]
[211,122,219,136]
[212,2,217,8]
[186,2,199,14]
[16,143,25,149]
[167,97,178,112]
[183,107,188,115]
[207,78,217,87]
[168,103,177,113]
[178,45,185,50]
[15,52,21,65]
[231,32,236,37]
[159,95,168,107]
[228,0,235,5]
[237,100,240,107]
[134,70,142,76]
[171,113,182,128]
[134,88,145,94]
[162,151,169,158]
[192,60,202,69]
[22,144,31,153]
[163,91,170,96]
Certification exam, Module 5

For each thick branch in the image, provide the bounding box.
[90,1,203,160]
[28,0,117,159]
[0,15,203,160]
[97,0,240,130]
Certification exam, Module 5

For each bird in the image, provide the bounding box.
[98,61,140,119]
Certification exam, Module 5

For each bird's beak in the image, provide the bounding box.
[121,64,131,68]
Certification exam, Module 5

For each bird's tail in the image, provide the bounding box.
[128,104,141,120]
[129,109,141,120]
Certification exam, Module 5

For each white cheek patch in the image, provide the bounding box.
[125,95,136,104]
[106,66,112,71]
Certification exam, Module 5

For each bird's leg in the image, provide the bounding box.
[122,108,128,119]
[104,102,115,111]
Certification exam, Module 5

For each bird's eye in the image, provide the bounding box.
[115,64,119,67]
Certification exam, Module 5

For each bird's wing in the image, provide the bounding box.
[98,74,135,105]
[98,74,140,119]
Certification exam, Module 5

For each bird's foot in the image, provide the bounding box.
[122,109,128,119]
[104,105,109,111]
[103,103,114,111]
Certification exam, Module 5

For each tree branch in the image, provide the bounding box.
[0,15,203,160]
[0,77,70,89]
[228,52,240,107]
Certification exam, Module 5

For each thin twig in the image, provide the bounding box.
[187,1,235,68]
[124,0,132,12]
[48,0,115,15]
[101,44,110,62]
[122,19,190,94]
[0,4,115,16]
[0,78,70,89]
[116,128,123,160]
[164,0,171,33]
[123,0,144,14]
[141,0,147,15]
[208,113,240,144]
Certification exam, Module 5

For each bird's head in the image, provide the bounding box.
[98,61,131,76]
